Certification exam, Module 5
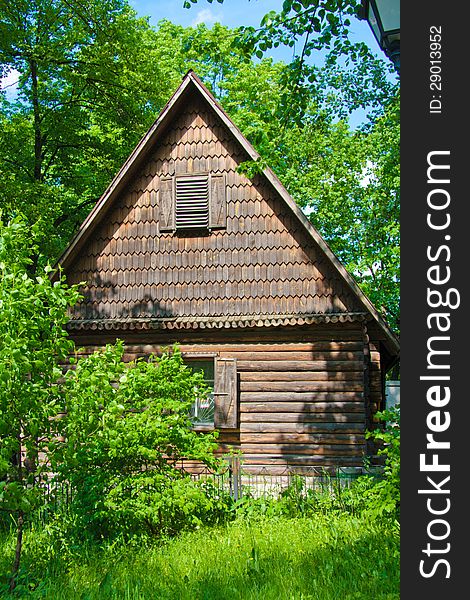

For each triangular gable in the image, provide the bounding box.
[56,70,399,357]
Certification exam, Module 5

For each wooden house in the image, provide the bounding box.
[55,71,399,474]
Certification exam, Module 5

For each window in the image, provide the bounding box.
[183,356,238,430]
[186,359,215,426]
[158,173,226,232]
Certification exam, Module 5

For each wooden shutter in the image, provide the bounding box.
[158,177,175,231]
[209,173,226,229]
[213,358,237,428]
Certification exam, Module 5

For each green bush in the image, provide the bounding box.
[0,215,81,590]
[232,473,380,522]
[362,405,400,520]
[57,343,230,539]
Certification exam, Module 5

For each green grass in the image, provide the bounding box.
[0,514,399,599]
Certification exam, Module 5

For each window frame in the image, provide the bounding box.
[182,352,238,431]
[183,353,216,431]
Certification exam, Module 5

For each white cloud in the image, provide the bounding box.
[0,68,20,100]
[359,160,377,187]
[192,8,221,26]
[1,69,19,89]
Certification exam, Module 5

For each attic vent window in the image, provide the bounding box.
[175,175,209,229]
[158,172,226,233]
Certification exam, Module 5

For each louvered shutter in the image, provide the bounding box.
[209,173,226,229]
[159,177,175,231]
[175,174,209,229]
[213,358,238,429]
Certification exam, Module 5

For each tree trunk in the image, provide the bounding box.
[30,59,43,182]
[10,438,25,592]
[9,511,24,592]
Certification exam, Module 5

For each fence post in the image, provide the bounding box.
[228,455,241,501]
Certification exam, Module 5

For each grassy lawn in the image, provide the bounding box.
[0,514,399,599]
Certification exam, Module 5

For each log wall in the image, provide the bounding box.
[69,323,383,473]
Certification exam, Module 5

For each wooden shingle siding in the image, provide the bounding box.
[66,94,361,323]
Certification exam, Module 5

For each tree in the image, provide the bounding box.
[57,343,224,540]
[0,214,80,591]
[218,58,399,331]
[281,93,400,331]
[186,0,398,124]
[0,1,179,261]
[0,5,255,263]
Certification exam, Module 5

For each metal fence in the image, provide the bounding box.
[24,458,382,525]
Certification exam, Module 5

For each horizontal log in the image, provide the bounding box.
[241,391,363,402]
[124,341,365,354]
[240,432,366,447]
[240,422,364,434]
[240,402,365,414]
[69,325,365,347]
[217,432,240,444]
[240,445,365,456]
[222,351,362,361]
[241,412,364,424]
[215,447,241,456]
[241,371,364,382]
[240,381,364,393]
[240,455,364,466]
[237,360,364,372]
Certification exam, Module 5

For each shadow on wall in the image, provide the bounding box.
[276,339,367,472]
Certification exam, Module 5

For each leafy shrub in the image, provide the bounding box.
[0,215,80,590]
[57,343,229,539]
[361,405,400,520]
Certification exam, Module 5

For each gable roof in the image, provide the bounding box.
[56,70,399,357]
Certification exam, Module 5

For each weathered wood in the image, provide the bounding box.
[241,371,364,382]
[209,173,226,229]
[214,357,238,428]
[240,381,364,392]
[240,422,364,433]
[240,406,365,418]
[240,432,365,451]
[241,423,364,435]
[239,444,365,456]
[237,360,364,372]
[221,351,362,361]
[69,324,365,347]
[240,391,363,402]
[216,431,240,444]
[158,177,174,231]
[180,341,364,353]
